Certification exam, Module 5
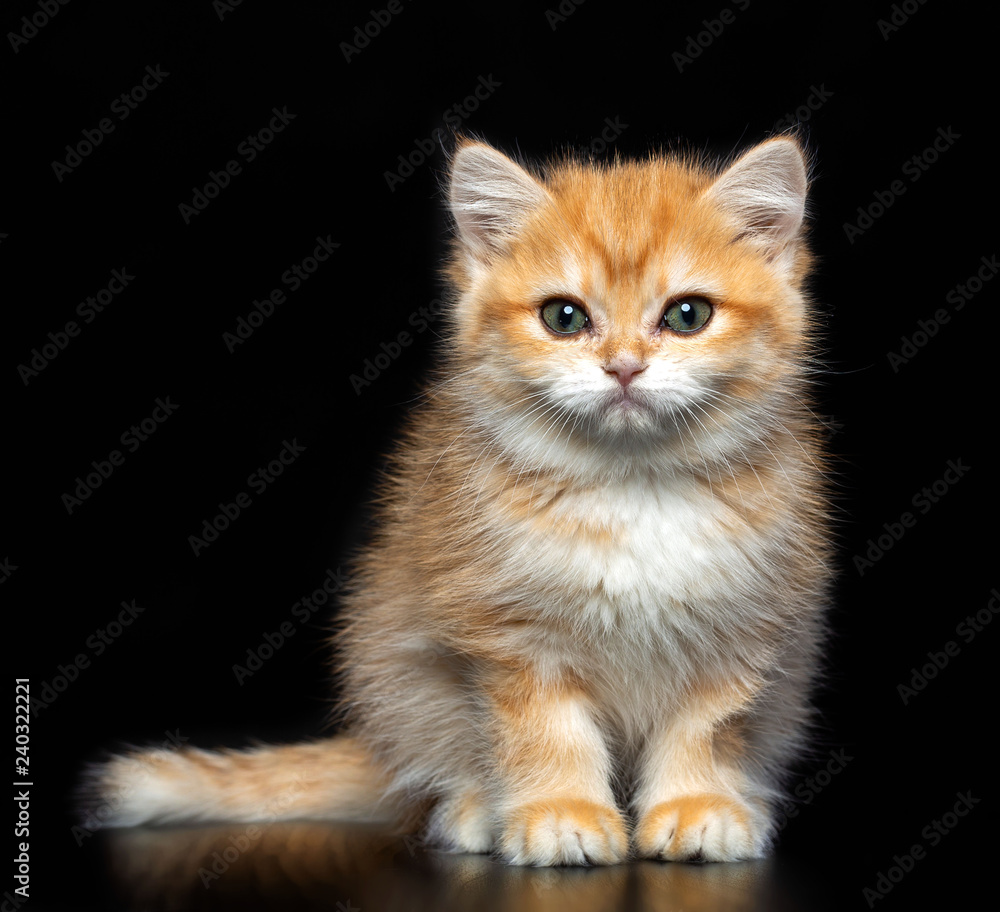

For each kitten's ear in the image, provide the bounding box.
[448,140,550,261]
[706,138,808,255]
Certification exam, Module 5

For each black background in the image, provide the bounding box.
[4,1,993,910]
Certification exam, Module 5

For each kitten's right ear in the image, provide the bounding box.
[705,137,809,257]
[448,140,550,262]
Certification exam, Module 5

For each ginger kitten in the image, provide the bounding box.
[91,134,831,866]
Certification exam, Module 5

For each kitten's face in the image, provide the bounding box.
[446,140,812,473]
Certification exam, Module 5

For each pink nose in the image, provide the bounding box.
[604,358,646,389]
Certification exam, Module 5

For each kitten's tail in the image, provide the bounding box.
[82,735,402,829]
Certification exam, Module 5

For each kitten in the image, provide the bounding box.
[91,133,831,866]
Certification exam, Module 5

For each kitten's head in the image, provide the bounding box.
[441,135,814,477]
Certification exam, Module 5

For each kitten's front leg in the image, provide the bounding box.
[486,666,628,866]
[634,679,772,862]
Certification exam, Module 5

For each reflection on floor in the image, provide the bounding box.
[100,820,832,911]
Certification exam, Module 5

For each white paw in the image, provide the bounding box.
[499,798,628,866]
[636,794,766,862]
[426,791,494,854]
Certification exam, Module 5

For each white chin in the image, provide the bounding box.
[600,398,654,431]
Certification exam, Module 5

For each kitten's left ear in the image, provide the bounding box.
[706,137,809,256]
[448,140,551,261]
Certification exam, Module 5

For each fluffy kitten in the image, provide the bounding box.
[92,134,831,866]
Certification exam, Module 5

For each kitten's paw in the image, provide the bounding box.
[635,794,766,862]
[499,798,628,866]
[427,790,494,854]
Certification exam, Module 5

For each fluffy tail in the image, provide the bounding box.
[83,735,401,828]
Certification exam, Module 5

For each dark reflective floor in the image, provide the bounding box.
[94,821,839,912]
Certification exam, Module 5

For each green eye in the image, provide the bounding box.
[541,300,589,335]
[662,297,713,333]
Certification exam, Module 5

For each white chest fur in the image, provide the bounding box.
[496,474,770,629]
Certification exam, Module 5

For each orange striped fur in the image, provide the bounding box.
[89,134,832,865]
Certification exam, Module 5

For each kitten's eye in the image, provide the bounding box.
[662,297,713,333]
[541,300,589,335]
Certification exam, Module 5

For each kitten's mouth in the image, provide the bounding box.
[603,387,649,419]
